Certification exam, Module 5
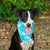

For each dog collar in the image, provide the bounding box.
[17,19,34,43]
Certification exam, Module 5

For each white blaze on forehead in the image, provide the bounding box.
[22,10,34,27]
[26,11,33,24]
[27,11,31,20]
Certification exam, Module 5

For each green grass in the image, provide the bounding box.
[47,48,50,50]
[34,45,50,50]
[46,29,50,36]
[0,46,50,50]
[0,47,1,50]
[0,47,5,50]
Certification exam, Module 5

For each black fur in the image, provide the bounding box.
[9,8,40,50]
[9,29,34,50]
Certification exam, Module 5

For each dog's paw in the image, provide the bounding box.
[28,39,34,47]
[20,42,29,50]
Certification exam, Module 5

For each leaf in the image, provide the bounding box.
[39,16,48,19]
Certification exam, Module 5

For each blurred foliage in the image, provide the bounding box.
[0,0,50,22]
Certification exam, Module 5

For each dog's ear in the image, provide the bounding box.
[30,8,40,17]
[14,9,23,17]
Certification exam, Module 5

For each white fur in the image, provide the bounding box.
[21,11,34,50]
[20,38,34,50]
[22,11,34,27]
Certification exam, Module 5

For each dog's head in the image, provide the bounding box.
[14,8,40,32]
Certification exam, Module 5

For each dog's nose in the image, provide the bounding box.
[27,23,31,27]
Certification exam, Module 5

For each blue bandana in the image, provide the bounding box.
[17,19,34,43]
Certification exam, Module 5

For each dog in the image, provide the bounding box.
[9,8,40,50]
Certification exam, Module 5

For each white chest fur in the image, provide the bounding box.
[20,38,34,50]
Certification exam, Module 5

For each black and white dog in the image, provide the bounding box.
[9,8,40,50]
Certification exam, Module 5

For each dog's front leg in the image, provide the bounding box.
[20,42,29,50]
[31,33,34,50]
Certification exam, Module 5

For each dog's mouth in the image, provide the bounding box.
[25,27,31,33]
[22,22,31,33]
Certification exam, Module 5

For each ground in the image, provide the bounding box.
[0,11,50,50]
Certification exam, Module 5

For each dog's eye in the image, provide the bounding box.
[25,15,27,16]
[31,16,33,19]
[23,17,25,19]
[31,16,33,17]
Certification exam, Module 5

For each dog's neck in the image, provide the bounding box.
[17,19,34,43]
